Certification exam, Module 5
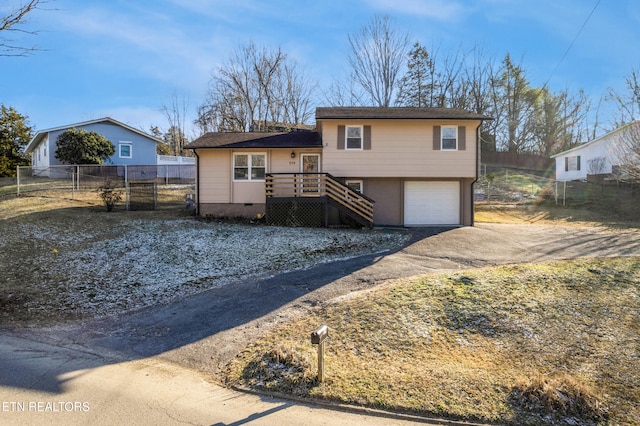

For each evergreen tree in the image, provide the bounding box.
[55,128,115,165]
[0,104,32,176]
[396,42,436,107]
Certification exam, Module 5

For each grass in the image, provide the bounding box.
[2,180,639,424]
[225,258,640,425]
[475,197,640,229]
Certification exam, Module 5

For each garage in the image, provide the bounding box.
[404,181,460,226]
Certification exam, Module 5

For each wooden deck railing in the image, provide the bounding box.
[265,173,374,224]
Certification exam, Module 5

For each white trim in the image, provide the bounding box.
[119,142,133,159]
[233,152,266,182]
[345,125,363,150]
[345,179,363,193]
[551,120,640,158]
[25,117,163,153]
[441,125,458,151]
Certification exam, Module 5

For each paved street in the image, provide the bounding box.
[0,334,457,425]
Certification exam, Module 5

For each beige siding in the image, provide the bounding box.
[271,148,322,173]
[197,149,231,203]
[196,148,323,206]
[321,119,480,178]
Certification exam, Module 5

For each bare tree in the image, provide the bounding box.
[606,68,640,127]
[612,121,640,183]
[160,91,190,155]
[347,15,411,107]
[1,0,46,56]
[322,75,366,107]
[196,42,316,134]
[533,88,590,156]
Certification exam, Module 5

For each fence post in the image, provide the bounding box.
[16,166,20,196]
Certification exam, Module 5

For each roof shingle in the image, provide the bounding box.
[316,107,492,120]
[185,131,322,149]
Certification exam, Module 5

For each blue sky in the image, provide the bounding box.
[2,0,639,138]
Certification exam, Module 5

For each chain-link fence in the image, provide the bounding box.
[15,165,195,210]
[475,167,638,219]
[475,169,555,202]
[552,179,638,217]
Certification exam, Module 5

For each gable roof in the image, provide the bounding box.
[185,131,322,149]
[550,121,640,158]
[25,117,163,153]
[316,107,492,121]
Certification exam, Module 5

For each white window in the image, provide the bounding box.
[566,155,581,171]
[119,142,132,158]
[345,180,363,193]
[441,126,457,150]
[233,153,266,181]
[345,180,363,201]
[346,126,363,150]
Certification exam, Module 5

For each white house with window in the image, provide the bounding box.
[550,121,639,181]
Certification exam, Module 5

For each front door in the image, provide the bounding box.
[301,154,320,193]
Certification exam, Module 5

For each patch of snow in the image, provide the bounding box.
[21,220,409,318]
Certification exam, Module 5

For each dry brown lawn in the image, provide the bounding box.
[225,258,640,425]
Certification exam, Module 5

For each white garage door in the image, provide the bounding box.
[404,181,460,226]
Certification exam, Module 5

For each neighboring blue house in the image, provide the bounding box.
[25,117,162,168]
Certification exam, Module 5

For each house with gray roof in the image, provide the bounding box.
[25,117,162,169]
[186,107,491,228]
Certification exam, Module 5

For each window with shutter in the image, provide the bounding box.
[441,126,457,150]
[346,126,363,150]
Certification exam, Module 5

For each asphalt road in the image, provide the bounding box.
[1,223,638,425]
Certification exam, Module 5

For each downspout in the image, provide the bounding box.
[471,121,484,226]
[193,149,201,216]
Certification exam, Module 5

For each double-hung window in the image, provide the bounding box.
[233,153,266,181]
[441,126,458,150]
[119,142,132,158]
[346,126,363,150]
[565,155,581,171]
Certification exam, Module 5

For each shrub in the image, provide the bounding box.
[511,374,608,423]
[535,185,555,204]
[97,179,123,212]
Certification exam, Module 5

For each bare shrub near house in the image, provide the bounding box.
[97,179,122,211]
[612,121,640,183]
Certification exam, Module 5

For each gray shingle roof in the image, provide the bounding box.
[316,107,492,120]
[185,131,322,149]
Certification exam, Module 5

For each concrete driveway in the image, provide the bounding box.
[1,222,638,425]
